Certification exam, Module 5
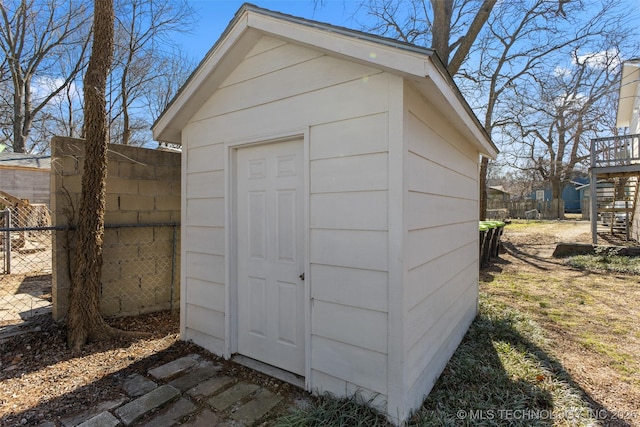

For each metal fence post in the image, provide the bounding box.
[170,224,177,314]
[4,208,11,274]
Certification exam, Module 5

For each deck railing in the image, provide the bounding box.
[591,134,640,168]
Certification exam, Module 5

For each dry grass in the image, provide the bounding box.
[482,220,640,424]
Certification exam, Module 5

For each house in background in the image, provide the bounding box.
[588,59,640,243]
[529,176,589,214]
[487,185,510,204]
[0,152,51,206]
[153,4,497,424]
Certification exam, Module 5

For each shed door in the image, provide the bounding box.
[236,139,305,375]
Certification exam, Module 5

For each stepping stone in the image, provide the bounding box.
[180,409,224,426]
[230,388,283,424]
[186,376,234,400]
[115,385,181,426]
[139,398,197,427]
[208,382,260,411]
[148,355,200,380]
[123,373,157,397]
[61,398,126,427]
[76,411,120,427]
[169,362,222,391]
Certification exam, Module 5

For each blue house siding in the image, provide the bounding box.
[530,177,588,213]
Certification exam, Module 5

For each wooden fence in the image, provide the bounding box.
[487,199,565,220]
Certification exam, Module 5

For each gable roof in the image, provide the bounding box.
[0,152,51,170]
[152,3,497,158]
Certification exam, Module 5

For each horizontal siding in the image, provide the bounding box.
[408,151,477,200]
[407,112,477,180]
[311,370,388,412]
[310,113,388,160]
[186,198,224,227]
[310,229,387,271]
[311,264,388,312]
[311,335,387,395]
[181,37,395,397]
[244,35,287,58]
[186,72,390,148]
[187,143,224,173]
[185,252,225,284]
[185,303,225,342]
[186,170,224,199]
[310,153,388,194]
[407,242,477,311]
[312,300,387,353]
[406,222,476,271]
[407,192,477,231]
[195,52,382,121]
[221,39,318,87]
[407,284,478,384]
[185,278,225,312]
[185,326,225,355]
[406,288,476,411]
[311,191,387,231]
[185,226,224,256]
[406,261,477,350]
[401,83,481,416]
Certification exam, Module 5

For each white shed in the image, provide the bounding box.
[153,4,498,423]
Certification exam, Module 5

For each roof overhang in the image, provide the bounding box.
[152,3,497,159]
[616,60,640,128]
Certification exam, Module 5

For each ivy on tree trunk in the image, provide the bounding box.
[66,0,116,351]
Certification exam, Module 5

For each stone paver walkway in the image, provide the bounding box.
[58,354,300,427]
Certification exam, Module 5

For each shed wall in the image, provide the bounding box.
[182,36,392,401]
[0,167,50,205]
[403,85,480,411]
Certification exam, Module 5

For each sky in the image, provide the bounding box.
[175,0,364,61]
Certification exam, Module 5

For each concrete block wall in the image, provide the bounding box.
[51,137,181,320]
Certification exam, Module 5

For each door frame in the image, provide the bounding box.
[224,129,311,387]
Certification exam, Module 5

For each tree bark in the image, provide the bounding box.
[479,157,488,220]
[431,0,453,65]
[66,0,115,351]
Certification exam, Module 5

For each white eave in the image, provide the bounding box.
[152,3,498,159]
[616,60,640,128]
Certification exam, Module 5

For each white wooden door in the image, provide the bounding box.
[236,139,305,375]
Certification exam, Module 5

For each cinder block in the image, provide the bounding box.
[155,165,180,180]
[106,159,119,177]
[61,156,79,176]
[138,180,170,196]
[120,195,155,211]
[107,177,138,194]
[99,295,121,316]
[105,194,119,212]
[104,211,139,224]
[119,227,154,245]
[119,162,155,179]
[155,195,180,211]
[61,175,82,194]
[170,180,181,196]
[119,258,146,279]
[138,211,173,224]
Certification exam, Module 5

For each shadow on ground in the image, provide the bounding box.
[412,298,632,427]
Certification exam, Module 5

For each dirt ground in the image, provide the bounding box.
[1,219,639,426]
[484,219,640,426]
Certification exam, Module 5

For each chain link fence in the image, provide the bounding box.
[1,204,180,325]
[0,205,53,326]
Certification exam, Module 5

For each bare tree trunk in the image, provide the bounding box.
[431,0,453,65]
[479,157,488,220]
[67,0,116,351]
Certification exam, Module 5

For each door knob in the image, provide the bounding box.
[299,273,305,280]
